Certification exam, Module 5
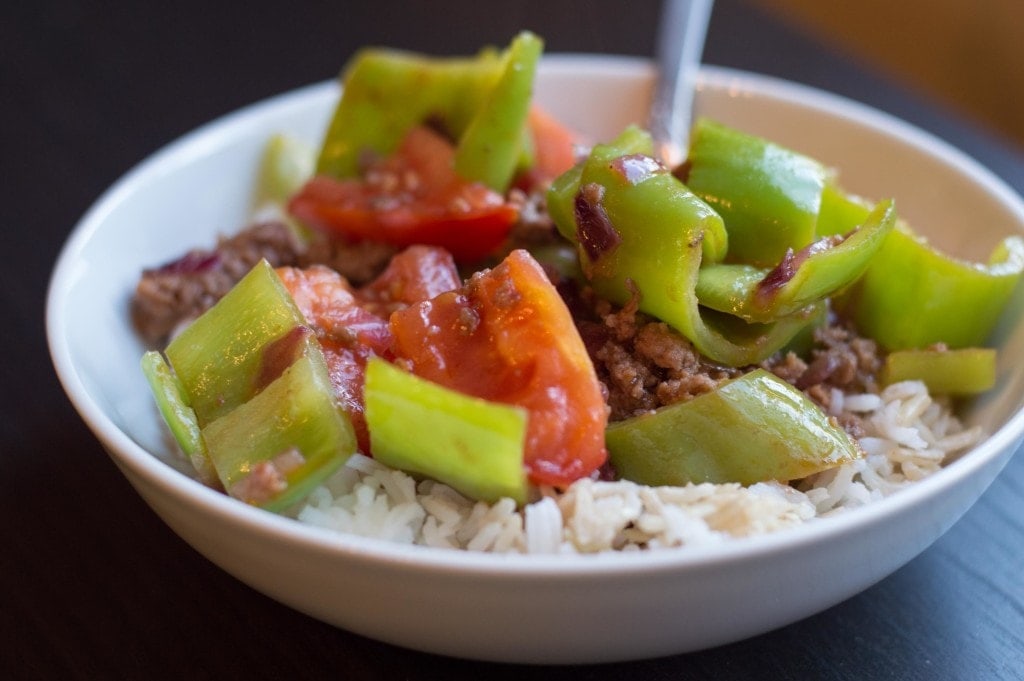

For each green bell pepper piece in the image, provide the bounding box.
[147,260,359,510]
[548,126,818,367]
[316,47,503,178]
[255,133,315,207]
[202,330,357,512]
[695,199,897,323]
[606,369,860,486]
[165,259,310,426]
[685,118,831,266]
[364,357,529,504]
[881,347,997,396]
[453,31,542,191]
[547,157,584,244]
[315,32,541,192]
[816,183,874,237]
[525,241,585,285]
[841,226,1024,350]
[141,350,216,485]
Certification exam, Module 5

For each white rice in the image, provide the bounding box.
[293,380,983,553]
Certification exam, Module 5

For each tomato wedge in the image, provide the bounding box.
[289,126,519,263]
[276,265,393,453]
[524,104,582,185]
[389,249,608,486]
[357,245,462,316]
[276,248,462,454]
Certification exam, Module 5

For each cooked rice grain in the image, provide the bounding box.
[294,380,981,553]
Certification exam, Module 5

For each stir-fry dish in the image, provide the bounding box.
[134,33,1023,552]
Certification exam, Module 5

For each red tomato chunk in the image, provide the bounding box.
[389,249,609,487]
[288,126,519,263]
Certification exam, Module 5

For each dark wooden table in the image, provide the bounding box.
[5,1,1023,678]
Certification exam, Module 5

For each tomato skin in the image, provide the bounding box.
[357,245,461,316]
[527,105,581,182]
[389,249,608,487]
[288,126,519,263]
[512,105,583,193]
[276,249,461,454]
[276,265,393,453]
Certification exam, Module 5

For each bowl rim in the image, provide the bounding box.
[46,55,1024,578]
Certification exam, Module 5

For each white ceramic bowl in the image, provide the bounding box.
[47,56,1024,664]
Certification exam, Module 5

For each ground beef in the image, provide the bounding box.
[569,282,885,434]
[572,288,742,420]
[500,188,561,251]
[131,218,406,345]
[297,231,397,285]
[766,324,882,395]
[762,323,884,437]
[131,221,306,344]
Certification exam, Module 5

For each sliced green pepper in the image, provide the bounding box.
[684,118,831,267]
[149,260,359,510]
[695,199,897,323]
[816,183,874,237]
[141,350,215,485]
[881,347,997,395]
[453,31,542,191]
[606,369,860,486]
[840,226,1024,350]
[364,357,529,504]
[548,126,818,366]
[316,47,503,178]
[256,133,315,207]
[315,32,541,192]
[202,330,357,512]
[165,259,310,425]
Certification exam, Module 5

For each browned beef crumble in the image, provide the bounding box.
[297,230,397,284]
[131,221,306,344]
[569,286,743,421]
[765,324,882,396]
[566,280,885,436]
[503,188,557,248]
[761,323,884,438]
[131,222,401,345]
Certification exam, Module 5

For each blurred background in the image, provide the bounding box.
[750,0,1024,151]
